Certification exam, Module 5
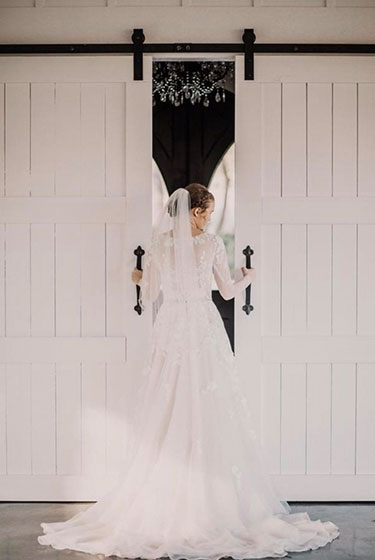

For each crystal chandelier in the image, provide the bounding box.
[152,61,234,108]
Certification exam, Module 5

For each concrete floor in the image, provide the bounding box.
[1,502,374,560]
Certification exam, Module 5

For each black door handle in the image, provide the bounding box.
[134,245,145,315]
[242,244,254,315]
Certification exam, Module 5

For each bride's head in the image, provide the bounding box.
[184,183,215,231]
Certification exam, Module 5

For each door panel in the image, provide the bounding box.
[235,54,375,499]
[0,55,152,500]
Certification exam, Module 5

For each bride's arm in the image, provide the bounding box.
[137,243,161,304]
[212,235,254,301]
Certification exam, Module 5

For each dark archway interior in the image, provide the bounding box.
[152,61,235,350]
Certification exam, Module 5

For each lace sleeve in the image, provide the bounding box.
[212,235,252,301]
[138,242,161,304]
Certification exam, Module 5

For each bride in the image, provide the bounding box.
[38,183,339,559]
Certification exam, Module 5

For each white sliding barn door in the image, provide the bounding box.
[235,54,375,500]
[0,55,153,500]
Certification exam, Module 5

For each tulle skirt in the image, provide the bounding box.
[38,298,339,559]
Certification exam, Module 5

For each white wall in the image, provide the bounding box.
[0,1,374,45]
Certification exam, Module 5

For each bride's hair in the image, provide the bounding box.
[184,183,214,212]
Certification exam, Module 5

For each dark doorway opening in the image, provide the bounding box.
[152,59,235,351]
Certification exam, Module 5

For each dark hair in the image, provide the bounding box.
[184,183,214,212]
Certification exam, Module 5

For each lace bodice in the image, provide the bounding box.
[138,231,252,304]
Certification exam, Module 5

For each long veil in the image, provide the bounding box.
[136,187,292,511]
[139,187,202,319]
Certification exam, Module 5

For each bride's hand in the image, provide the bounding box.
[241,266,256,282]
[131,267,143,284]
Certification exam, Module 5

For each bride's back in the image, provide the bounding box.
[158,231,216,302]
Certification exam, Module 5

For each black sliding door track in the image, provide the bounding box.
[0,28,374,81]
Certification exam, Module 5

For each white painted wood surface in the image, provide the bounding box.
[1,51,374,501]
[0,56,152,499]
[0,0,373,9]
[235,54,375,499]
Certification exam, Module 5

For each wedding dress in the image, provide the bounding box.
[38,191,339,559]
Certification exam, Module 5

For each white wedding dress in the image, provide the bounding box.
[38,231,339,559]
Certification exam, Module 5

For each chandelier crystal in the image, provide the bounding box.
[152,61,234,108]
